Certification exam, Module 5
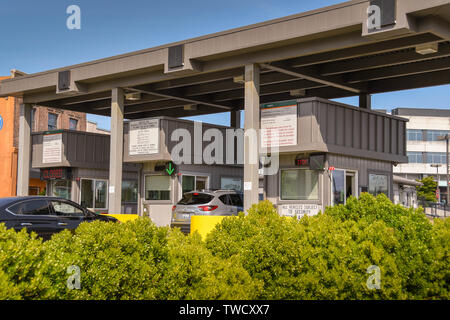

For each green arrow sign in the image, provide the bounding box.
[166,162,175,175]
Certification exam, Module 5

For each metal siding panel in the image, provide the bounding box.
[345,108,353,148]
[369,114,376,151]
[384,118,390,153]
[336,106,344,146]
[361,112,368,150]
[326,104,335,145]
[376,115,383,153]
[353,111,361,149]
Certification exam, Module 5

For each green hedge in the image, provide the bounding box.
[206,194,449,300]
[0,193,448,300]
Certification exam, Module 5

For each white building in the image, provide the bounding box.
[391,108,450,204]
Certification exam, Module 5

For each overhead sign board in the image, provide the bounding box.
[40,167,72,180]
[261,101,297,148]
[42,133,62,164]
[295,154,326,170]
[129,119,159,155]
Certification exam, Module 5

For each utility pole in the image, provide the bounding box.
[431,164,441,217]
[438,134,449,207]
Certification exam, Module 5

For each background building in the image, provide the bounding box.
[391,108,450,204]
[0,72,88,197]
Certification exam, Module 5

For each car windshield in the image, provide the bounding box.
[178,193,214,205]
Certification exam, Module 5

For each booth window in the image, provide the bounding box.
[182,175,208,195]
[48,113,58,131]
[280,169,319,200]
[80,179,108,210]
[332,170,345,205]
[51,180,71,200]
[368,174,389,197]
[122,180,138,202]
[145,175,170,201]
[220,177,242,191]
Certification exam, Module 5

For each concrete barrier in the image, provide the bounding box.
[103,214,139,223]
[190,215,230,239]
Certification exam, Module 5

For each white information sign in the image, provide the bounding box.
[261,102,297,148]
[129,119,159,155]
[279,204,322,219]
[42,133,62,164]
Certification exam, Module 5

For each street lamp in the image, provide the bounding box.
[437,134,449,206]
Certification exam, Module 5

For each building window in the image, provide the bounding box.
[48,113,58,131]
[426,152,446,164]
[407,129,423,141]
[122,180,138,202]
[51,180,72,200]
[368,174,389,197]
[181,175,209,195]
[80,179,108,210]
[280,169,319,201]
[427,130,450,141]
[145,175,170,201]
[69,118,78,130]
[220,177,242,191]
[407,152,423,163]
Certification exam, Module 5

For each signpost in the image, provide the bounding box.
[42,133,63,164]
[129,119,159,155]
[261,100,297,148]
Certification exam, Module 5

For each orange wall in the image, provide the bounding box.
[0,76,18,197]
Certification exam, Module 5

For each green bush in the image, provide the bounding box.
[206,196,449,300]
[0,194,448,300]
[0,218,257,300]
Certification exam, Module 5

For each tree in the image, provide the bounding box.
[416,176,438,202]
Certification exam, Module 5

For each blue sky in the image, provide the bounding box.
[1,0,448,130]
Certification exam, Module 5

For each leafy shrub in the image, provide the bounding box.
[0,224,49,299]
[206,200,405,299]
[206,197,449,300]
[326,193,436,298]
[0,194,448,300]
[0,218,257,300]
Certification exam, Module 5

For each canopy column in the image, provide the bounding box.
[17,103,32,196]
[243,64,260,211]
[108,88,124,214]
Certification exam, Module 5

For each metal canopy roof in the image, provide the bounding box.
[1,0,449,119]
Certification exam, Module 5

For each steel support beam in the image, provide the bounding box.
[230,110,241,128]
[260,63,362,94]
[126,86,234,111]
[359,93,372,110]
[17,103,32,196]
[244,64,260,211]
[108,88,124,214]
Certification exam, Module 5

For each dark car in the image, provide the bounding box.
[0,196,118,240]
